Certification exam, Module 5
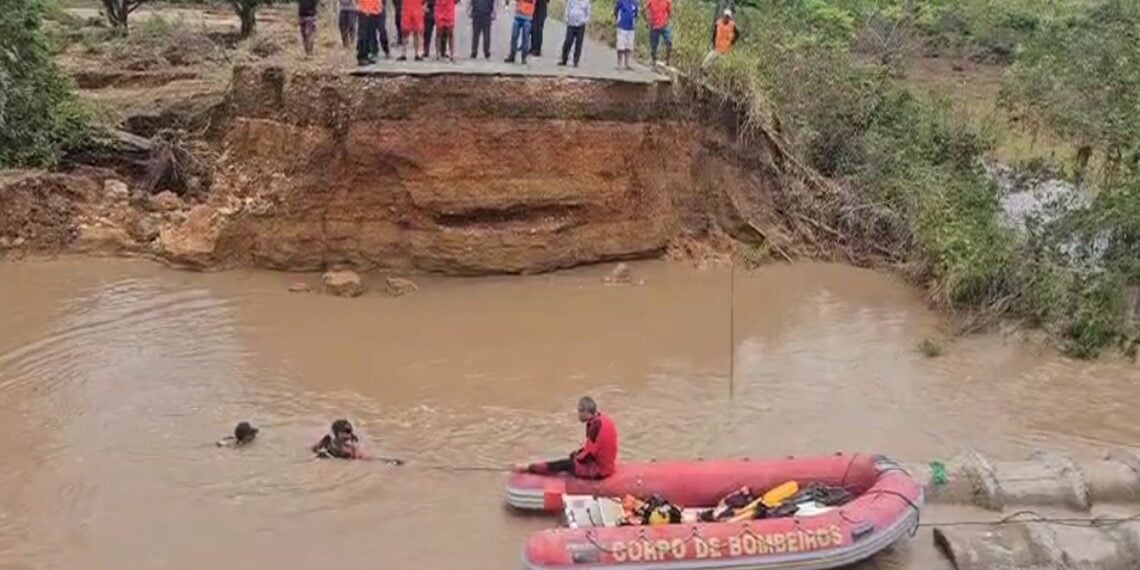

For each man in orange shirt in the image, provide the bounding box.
[645,0,672,67]
[701,8,735,68]
[356,0,391,64]
[714,8,736,54]
[504,0,536,64]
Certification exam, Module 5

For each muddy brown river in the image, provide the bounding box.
[1,259,1137,569]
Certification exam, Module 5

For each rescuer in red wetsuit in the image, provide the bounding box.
[514,396,619,479]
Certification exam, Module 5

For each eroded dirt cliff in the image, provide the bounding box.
[2,65,808,273]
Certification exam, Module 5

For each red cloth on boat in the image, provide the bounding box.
[402,0,426,33]
[434,0,457,27]
[574,412,618,478]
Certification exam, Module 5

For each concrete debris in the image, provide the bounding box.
[935,520,1140,570]
[904,448,1140,511]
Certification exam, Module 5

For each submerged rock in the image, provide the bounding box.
[322,270,363,297]
[384,276,418,297]
[603,262,644,286]
[288,282,313,293]
[608,263,633,284]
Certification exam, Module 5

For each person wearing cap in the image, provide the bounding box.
[701,8,736,67]
[512,396,619,479]
[217,421,259,448]
[714,8,736,54]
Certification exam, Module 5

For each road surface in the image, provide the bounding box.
[353,2,665,83]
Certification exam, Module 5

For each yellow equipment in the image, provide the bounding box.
[761,481,799,508]
[648,509,671,525]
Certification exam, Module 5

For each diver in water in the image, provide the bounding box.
[217,421,260,448]
[312,419,404,464]
[312,419,362,459]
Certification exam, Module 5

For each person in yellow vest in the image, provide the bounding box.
[701,8,736,68]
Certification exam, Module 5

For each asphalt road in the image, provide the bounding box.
[353,1,664,83]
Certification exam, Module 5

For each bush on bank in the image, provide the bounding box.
[0,0,89,168]
[569,0,1135,357]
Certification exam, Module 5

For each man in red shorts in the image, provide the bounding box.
[399,0,427,60]
[434,0,458,61]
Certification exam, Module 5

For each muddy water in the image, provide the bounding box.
[1,259,1137,569]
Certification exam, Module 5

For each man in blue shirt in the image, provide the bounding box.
[613,0,638,70]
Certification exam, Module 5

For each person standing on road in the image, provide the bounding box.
[529,0,549,58]
[356,0,388,64]
[435,0,458,61]
[389,0,404,45]
[468,0,496,59]
[423,0,436,58]
[614,0,638,70]
[298,0,320,57]
[504,0,536,64]
[646,0,672,66]
[372,0,394,59]
[558,0,590,67]
[338,0,358,49]
[398,0,426,60]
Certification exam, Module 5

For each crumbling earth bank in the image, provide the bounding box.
[209,68,704,273]
[3,66,796,273]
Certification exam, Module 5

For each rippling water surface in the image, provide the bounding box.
[1,259,1136,569]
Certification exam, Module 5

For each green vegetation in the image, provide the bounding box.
[0,0,88,168]
[918,337,944,358]
[1000,0,1140,183]
[574,0,1137,357]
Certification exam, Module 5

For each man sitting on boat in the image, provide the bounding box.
[514,396,619,479]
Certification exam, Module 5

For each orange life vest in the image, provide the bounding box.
[715,19,735,54]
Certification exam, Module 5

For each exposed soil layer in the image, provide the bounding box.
[181,66,787,273]
[0,171,93,253]
[71,69,202,90]
[2,65,801,274]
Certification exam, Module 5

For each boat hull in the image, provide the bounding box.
[510,454,923,570]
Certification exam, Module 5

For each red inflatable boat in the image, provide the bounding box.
[507,454,922,570]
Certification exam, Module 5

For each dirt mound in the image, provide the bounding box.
[7,61,842,275]
[0,171,95,253]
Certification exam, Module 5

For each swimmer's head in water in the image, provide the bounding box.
[234,421,259,444]
[331,419,355,443]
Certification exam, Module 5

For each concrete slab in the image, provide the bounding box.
[350,5,667,83]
